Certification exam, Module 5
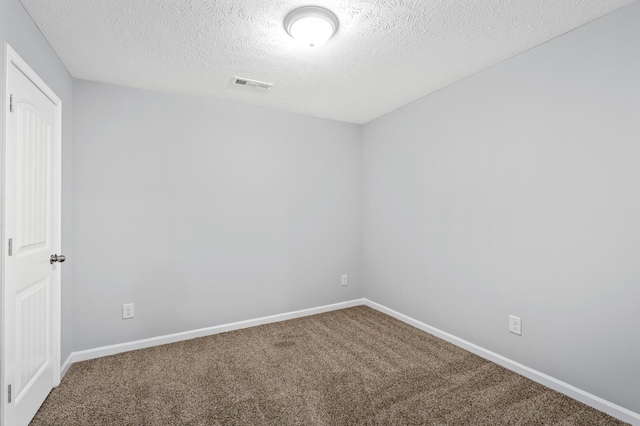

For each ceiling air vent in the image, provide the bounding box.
[234,77,273,90]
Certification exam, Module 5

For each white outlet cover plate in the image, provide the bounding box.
[123,303,135,319]
[509,315,521,335]
[341,275,348,286]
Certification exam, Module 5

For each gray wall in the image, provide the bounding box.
[0,0,74,364]
[363,1,640,413]
[72,80,362,350]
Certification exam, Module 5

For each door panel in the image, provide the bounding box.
[16,104,51,254]
[17,104,51,253]
[15,277,50,404]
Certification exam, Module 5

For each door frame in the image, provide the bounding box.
[1,43,62,424]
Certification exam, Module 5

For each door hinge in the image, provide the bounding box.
[9,94,15,113]
[7,384,11,403]
[8,238,13,256]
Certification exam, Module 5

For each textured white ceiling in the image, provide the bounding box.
[21,0,634,123]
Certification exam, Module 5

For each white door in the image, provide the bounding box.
[2,45,62,426]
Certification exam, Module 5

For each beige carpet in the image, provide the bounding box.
[32,306,625,425]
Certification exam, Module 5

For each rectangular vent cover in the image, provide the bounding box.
[234,77,273,90]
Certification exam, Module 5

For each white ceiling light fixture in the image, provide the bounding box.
[284,6,339,48]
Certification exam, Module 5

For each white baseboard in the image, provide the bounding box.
[60,353,74,378]
[363,299,640,425]
[58,297,638,425]
[62,298,366,370]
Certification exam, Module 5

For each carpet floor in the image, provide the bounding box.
[32,306,625,425]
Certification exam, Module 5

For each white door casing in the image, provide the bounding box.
[1,44,62,426]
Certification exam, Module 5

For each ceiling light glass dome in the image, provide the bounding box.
[284,6,339,48]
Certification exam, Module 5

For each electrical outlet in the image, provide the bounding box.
[341,275,348,286]
[122,303,134,319]
[509,315,521,335]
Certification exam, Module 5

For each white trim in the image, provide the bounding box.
[4,45,62,105]
[363,299,640,425]
[66,299,366,364]
[0,42,7,426]
[60,354,74,379]
[58,297,639,424]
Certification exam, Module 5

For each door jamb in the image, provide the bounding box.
[1,43,63,425]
